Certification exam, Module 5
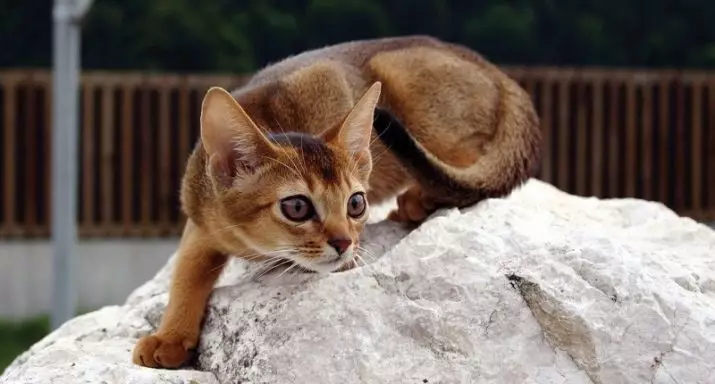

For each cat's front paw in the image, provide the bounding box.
[388,185,435,224]
[132,333,195,369]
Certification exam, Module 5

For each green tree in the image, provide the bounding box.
[3,0,715,71]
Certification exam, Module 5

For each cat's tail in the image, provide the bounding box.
[373,83,542,208]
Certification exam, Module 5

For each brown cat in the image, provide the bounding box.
[132,35,541,368]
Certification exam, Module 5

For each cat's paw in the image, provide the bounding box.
[132,334,195,369]
[387,186,435,224]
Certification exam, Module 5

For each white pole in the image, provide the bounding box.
[50,0,92,330]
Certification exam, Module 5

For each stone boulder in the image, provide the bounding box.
[2,179,714,384]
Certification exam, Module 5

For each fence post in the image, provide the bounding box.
[50,0,93,330]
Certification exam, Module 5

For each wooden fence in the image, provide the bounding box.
[1,67,714,238]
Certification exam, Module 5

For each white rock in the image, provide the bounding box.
[2,179,714,384]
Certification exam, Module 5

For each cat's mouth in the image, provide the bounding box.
[291,251,354,274]
[318,254,343,264]
[254,247,354,277]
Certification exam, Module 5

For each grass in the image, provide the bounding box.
[0,308,96,373]
[0,315,50,373]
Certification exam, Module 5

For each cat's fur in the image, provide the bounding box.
[132,35,541,368]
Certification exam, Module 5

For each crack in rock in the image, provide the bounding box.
[507,273,600,384]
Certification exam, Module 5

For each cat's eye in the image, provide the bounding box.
[280,195,315,222]
[347,192,367,218]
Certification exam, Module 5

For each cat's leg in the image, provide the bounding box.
[387,184,438,224]
[132,221,227,369]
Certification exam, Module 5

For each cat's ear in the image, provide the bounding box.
[200,86,277,186]
[321,82,381,176]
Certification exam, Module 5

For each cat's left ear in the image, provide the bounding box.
[321,81,381,175]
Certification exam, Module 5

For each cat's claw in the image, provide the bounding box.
[132,334,194,369]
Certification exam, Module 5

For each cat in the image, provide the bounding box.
[132,35,541,369]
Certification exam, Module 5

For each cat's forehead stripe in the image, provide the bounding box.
[267,132,339,184]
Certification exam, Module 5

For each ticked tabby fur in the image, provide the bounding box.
[132,35,541,369]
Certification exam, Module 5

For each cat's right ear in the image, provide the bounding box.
[200,87,277,186]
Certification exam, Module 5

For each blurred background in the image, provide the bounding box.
[1,0,714,371]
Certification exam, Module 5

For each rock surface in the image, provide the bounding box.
[2,179,714,384]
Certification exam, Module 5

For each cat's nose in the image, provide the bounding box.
[327,237,352,255]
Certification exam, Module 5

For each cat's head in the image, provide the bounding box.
[198,82,382,274]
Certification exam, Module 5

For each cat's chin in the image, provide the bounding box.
[292,254,355,275]
[252,250,355,277]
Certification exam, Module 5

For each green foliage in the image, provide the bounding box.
[0,309,95,373]
[2,0,715,71]
[0,315,50,373]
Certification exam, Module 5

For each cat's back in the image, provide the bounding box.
[229,35,480,134]
[243,35,445,86]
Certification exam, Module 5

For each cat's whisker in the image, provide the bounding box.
[278,137,307,176]
[356,246,378,261]
[200,246,298,279]
[346,146,363,175]
[369,144,393,165]
[355,257,372,278]
[255,261,292,279]
[342,120,393,174]
[274,262,300,280]
[358,255,383,276]
[204,253,286,279]
[254,258,295,280]
[352,253,367,268]
[369,120,391,147]
[272,121,308,175]
[237,256,282,275]
[204,259,229,277]
[351,255,372,279]
[240,248,295,259]
[354,253,372,270]
[345,149,357,174]
[297,134,309,173]
[261,156,302,179]
[354,247,382,275]
[241,252,288,262]
[200,223,242,239]
[253,258,280,272]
